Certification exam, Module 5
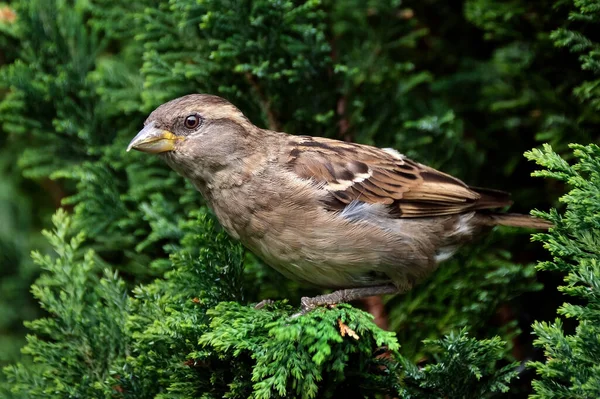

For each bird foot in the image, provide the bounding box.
[291,285,399,318]
[254,299,275,309]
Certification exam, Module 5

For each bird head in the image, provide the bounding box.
[127,94,257,181]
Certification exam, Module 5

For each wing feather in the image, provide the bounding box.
[287,136,512,217]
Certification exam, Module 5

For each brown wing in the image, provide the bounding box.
[287,136,512,218]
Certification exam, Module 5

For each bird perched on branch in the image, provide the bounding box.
[128,94,550,312]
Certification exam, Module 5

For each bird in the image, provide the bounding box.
[127,94,550,312]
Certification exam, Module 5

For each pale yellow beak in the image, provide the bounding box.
[127,122,183,154]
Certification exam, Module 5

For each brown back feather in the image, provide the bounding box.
[288,136,512,218]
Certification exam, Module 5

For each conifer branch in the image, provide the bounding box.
[244,72,281,131]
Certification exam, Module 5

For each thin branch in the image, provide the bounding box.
[336,95,352,142]
[329,36,352,142]
[245,72,282,131]
[360,296,389,330]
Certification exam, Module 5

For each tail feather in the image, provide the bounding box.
[480,213,552,229]
[470,186,513,210]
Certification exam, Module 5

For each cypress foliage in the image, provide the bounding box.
[524,2,600,396]
[0,0,599,397]
[4,210,129,398]
[526,144,600,399]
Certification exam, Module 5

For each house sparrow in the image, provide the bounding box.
[128,94,549,311]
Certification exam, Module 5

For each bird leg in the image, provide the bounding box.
[254,299,275,309]
[299,284,399,314]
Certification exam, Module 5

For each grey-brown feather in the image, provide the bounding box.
[140,94,549,292]
[287,135,513,217]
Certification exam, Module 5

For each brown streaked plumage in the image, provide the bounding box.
[287,135,514,217]
[127,94,551,312]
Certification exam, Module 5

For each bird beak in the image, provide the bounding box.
[127,122,183,153]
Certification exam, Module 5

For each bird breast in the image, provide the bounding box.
[201,166,476,290]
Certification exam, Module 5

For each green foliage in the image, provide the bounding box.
[121,210,402,399]
[525,143,600,399]
[0,0,201,281]
[523,2,600,395]
[0,0,47,383]
[118,209,246,398]
[0,0,105,179]
[399,329,519,398]
[3,210,129,399]
[1,0,600,397]
[199,303,400,399]
[137,0,336,134]
[388,238,541,360]
[551,0,600,112]
[0,137,43,374]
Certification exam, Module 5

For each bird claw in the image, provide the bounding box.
[254,299,275,309]
[288,296,337,318]
[301,296,317,311]
[288,297,319,318]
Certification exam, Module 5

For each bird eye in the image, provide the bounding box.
[184,114,201,130]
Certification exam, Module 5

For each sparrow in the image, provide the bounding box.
[127,94,550,311]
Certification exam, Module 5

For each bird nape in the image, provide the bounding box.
[128,94,550,313]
